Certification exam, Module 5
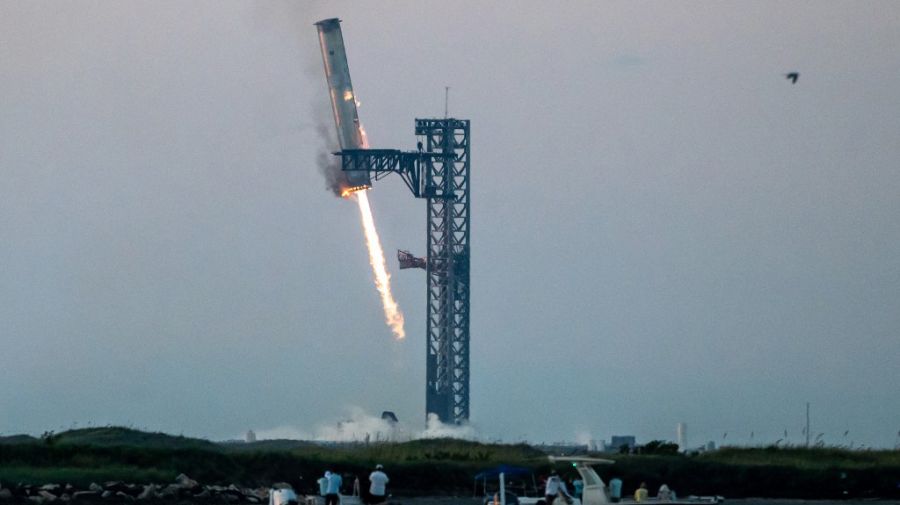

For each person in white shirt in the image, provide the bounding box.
[367,464,389,504]
[657,484,671,502]
[544,471,573,505]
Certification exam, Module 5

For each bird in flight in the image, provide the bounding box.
[785,72,799,84]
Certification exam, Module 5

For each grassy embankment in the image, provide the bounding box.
[2,428,899,499]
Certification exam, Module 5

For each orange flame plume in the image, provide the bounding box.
[351,188,405,339]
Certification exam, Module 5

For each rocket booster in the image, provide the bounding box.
[315,18,371,191]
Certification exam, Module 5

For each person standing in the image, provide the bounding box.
[657,484,671,502]
[368,464,389,504]
[318,472,331,502]
[634,482,648,503]
[325,470,342,505]
[572,478,584,500]
[544,470,573,505]
[608,478,623,503]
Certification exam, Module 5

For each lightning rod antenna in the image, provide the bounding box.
[444,86,449,118]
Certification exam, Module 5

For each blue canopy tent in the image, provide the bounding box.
[474,465,537,498]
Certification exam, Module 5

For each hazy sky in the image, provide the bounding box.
[2,1,899,449]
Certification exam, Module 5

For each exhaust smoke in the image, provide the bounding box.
[251,408,476,442]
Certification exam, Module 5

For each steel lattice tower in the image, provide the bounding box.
[336,118,471,425]
[418,119,471,424]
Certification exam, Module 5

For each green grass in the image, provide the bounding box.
[51,427,219,451]
[698,445,900,469]
[0,435,37,445]
[2,428,899,498]
[282,439,545,464]
[0,465,174,487]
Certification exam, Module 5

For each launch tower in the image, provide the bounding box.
[419,118,471,424]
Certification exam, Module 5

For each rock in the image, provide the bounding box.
[40,485,61,494]
[222,487,244,501]
[157,485,179,499]
[38,491,58,502]
[174,474,199,490]
[136,485,158,500]
[72,491,99,500]
[0,489,13,501]
[88,484,102,493]
[59,494,71,503]
[193,489,210,499]
[102,482,128,494]
[28,496,45,504]
[222,493,240,503]
[100,491,113,500]
[115,492,134,502]
[246,488,268,500]
[246,496,261,504]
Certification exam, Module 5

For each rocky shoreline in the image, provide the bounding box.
[0,474,272,504]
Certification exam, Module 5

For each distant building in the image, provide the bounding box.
[609,436,636,451]
[245,430,256,443]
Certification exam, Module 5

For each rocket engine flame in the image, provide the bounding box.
[348,116,403,339]
[353,189,405,339]
[341,184,370,198]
